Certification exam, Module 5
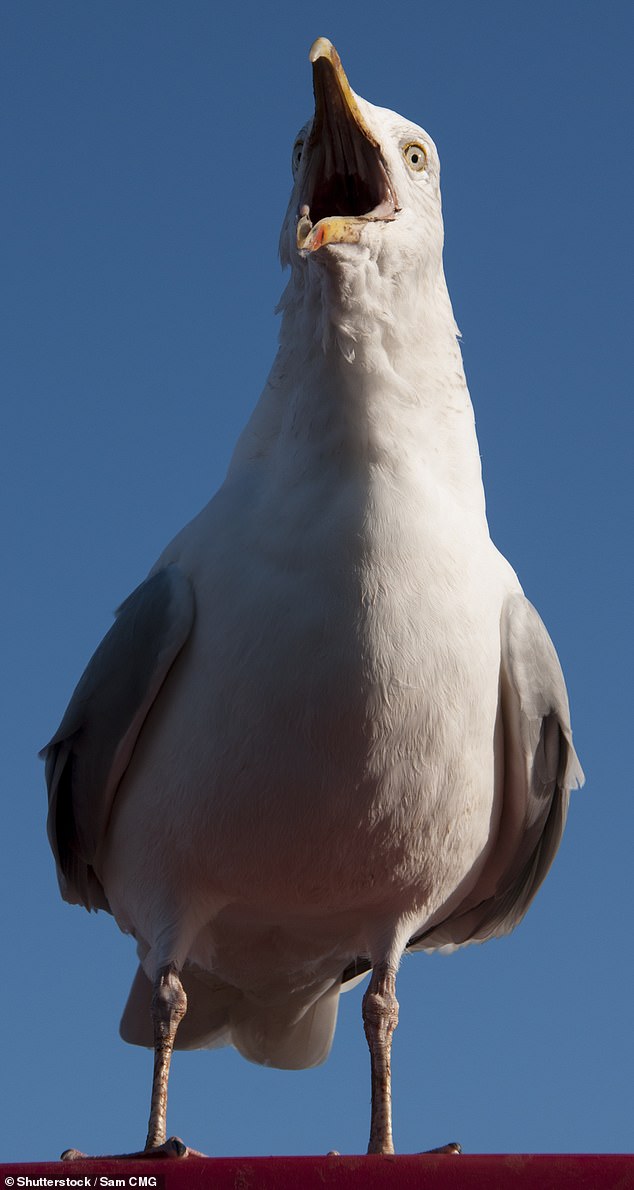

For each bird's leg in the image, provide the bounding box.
[60,965,193,1161]
[363,960,399,1155]
[144,963,187,1151]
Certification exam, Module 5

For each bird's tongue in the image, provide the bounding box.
[297,39,396,254]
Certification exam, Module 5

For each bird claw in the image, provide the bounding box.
[61,1137,206,1161]
[145,1137,203,1158]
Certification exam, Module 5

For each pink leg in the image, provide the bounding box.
[145,963,187,1151]
[61,966,200,1161]
[362,960,399,1155]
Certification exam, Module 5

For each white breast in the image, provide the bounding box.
[100,430,516,978]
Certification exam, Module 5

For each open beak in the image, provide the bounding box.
[296,39,398,254]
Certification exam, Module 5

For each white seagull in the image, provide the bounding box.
[44,37,583,1158]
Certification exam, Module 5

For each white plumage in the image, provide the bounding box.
[44,38,583,1156]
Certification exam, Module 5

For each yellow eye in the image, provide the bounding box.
[403,142,427,172]
[292,140,304,178]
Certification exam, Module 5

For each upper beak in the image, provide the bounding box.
[296,39,398,254]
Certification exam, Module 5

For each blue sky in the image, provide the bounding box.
[2,0,632,1163]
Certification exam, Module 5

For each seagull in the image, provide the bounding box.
[43,37,583,1158]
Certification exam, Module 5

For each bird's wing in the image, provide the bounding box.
[42,564,195,912]
[408,591,584,952]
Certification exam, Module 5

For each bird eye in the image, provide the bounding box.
[292,140,305,178]
[403,142,427,172]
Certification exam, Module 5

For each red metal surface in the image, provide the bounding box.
[2,1154,634,1189]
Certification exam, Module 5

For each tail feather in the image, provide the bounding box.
[120,962,340,1069]
[231,980,340,1070]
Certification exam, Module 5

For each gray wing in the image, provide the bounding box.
[410,592,584,952]
[42,564,195,913]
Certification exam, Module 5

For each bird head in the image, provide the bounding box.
[280,38,445,286]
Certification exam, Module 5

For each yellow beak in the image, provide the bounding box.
[296,39,397,254]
